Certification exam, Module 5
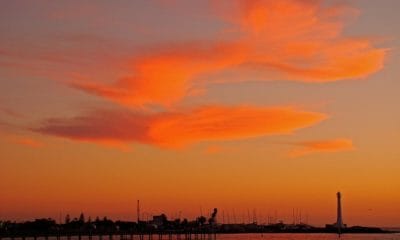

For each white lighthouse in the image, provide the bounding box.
[335,192,346,229]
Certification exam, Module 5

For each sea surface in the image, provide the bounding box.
[4,233,400,240]
[218,233,400,240]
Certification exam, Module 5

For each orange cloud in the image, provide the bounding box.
[224,0,386,82]
[70,42,247,107]
[149,106,326,147]
[288,138,354,157]
[34,105,326,149]
[69,0,386,107]
[12,137,45,148]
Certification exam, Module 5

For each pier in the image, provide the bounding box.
[0,231,217,240]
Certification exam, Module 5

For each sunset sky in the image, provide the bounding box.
[0,0,399,227]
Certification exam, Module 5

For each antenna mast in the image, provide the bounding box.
[137,200,140,222]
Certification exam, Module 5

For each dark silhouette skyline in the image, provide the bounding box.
[0,208,391,237]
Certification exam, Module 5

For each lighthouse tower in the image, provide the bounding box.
[335,192,346,229]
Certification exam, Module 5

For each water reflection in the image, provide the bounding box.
[3,234,400,240]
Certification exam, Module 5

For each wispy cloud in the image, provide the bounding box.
[34,105,326,149]
[69,41,247,107]
[0,107,25,119]
[69,0,386,107]
[288,138,354,157]
[2,1,386,150]
[11,137,45,148]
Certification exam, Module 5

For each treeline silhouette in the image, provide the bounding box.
[0,211,219,237]
[0,209,390,237]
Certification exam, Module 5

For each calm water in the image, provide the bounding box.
[218,233,400,240]
[5,234,400,240]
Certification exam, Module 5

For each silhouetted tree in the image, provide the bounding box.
[182,218,188,227]
[65,214,71,224]
[197,216,206,226]
[79,213,85,223]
